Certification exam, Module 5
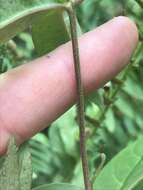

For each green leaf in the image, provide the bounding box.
[32,10,70,55]
[32,183,83,190]
[0,138,32,190]
[0,137,20,190]
[93,136,143,190]
[123,72,143,101]
[0,0,68,44]
[104,109,116,133]
[19,144,32,190]
[87,89,105,110]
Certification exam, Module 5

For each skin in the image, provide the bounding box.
[0,16,139,155]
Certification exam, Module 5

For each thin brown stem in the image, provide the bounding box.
[65,2,92,190]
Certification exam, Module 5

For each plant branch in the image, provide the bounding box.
[87,62,135,136]
[65,2,92,190]
[99,62,134,120]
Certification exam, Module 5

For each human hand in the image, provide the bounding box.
[0,16,138,155]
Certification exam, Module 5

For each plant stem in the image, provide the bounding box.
[66,2,92,190]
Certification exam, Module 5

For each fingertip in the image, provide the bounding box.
[75,15,139,92]
[112,16,139,48]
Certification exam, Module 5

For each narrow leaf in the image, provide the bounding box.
[0,137,20,190]
[19,144,32,190]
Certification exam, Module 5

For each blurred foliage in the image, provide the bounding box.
[0,0,143,188]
